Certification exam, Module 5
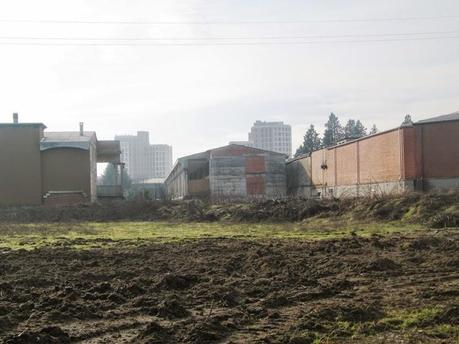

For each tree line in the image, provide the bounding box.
[295,113,378,157]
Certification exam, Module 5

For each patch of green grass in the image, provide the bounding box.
[402,206,418,221]
[401,307,442,329]
[309,307,458,343]
[426,324,459,339]
[0,219,426,250]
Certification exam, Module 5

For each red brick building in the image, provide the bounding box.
[287,112,459,198]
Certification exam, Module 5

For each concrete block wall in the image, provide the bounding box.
[210,156,247,199]
[209,146,287,200]
[264,154,287,198]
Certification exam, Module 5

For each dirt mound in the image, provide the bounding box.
[185,318,230,343]
[5,326,70,344]
[365,257,401,272]
[136,322,172,343]
[157,273,198,290]
[337,303,384,322]
[262,292,291,308]
[156,297,190,319]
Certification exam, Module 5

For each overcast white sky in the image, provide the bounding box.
[0,0,458,160]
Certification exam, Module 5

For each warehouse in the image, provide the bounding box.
[0,115,122,206]
[287,111,459,198]
[165,144,287,200]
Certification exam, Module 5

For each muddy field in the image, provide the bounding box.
[1,230,458,343]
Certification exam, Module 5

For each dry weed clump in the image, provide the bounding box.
[0,191,457,228]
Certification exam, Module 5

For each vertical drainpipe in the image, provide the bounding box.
[309,153,313,197]
[419,125,425,191]
[322,149,326,197]
[334,148,338,188]
[356,141,360,197]
[399,128,405,190]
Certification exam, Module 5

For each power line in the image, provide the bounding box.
[0,15,458,25]
[0,30,458,41]
[0,35,458,46]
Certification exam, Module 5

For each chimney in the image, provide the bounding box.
[79,122,84,136]
[13,113,18,124]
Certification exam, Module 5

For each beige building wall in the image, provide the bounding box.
[0,125,44,206]
[89,144,98,201]
[41,148,91,200]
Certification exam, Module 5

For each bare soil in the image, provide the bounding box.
[1,231,458,343]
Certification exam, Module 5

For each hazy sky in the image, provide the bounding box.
[0,0,458,160]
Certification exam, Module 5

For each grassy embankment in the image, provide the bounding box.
[0,218,426,250]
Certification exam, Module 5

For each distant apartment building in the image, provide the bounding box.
[248,121,292,157]
[115,131,172,182]
[149,144,173,179]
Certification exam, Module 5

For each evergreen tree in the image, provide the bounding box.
[369,124,378,135]
[401,114,414,126]
[101,164,132,189]
[344,119,357,138]
[354,120,367,137]
[295,124,321,157]
[322,113,344,147]
[344,119,367,138]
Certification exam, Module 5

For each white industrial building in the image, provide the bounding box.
[248,121,292,157]
[115,131,172,182]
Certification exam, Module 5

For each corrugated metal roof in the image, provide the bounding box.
[0,123,46,129]
[42,131,96,142]
[40,131,97,151]
[417,111,459,124]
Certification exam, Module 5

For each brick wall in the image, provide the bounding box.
[288,129,404,196]
[400,126,418,179]
[311,149,327,186]
[245,156,265,174]
[43,192,88,206]
[358,129,401,184]
[420,121,459,178]
[287,120,459,197]
[246,175,266,195]
[334,143,358,186]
